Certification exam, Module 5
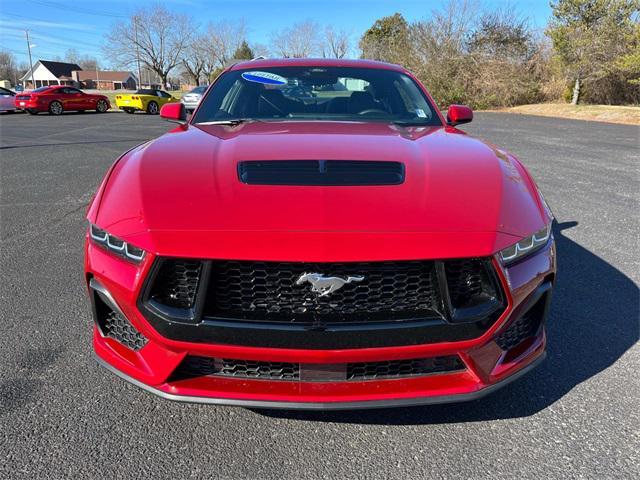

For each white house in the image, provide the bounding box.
[20,60,82,88]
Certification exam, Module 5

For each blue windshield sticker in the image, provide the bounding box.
[241,71,287,85]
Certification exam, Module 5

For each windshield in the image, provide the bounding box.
[32,87,51,93]
[193,66,441,126]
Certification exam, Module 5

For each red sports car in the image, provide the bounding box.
[16,85,110,115]
[85,58,555,409]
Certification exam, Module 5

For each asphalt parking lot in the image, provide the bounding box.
[1,110,638,479]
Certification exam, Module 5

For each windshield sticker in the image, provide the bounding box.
[241,71,287,85]
[415,109,427,118]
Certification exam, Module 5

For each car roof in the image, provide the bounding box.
[228,57,407,73]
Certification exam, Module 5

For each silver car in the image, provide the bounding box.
[181,85,208,112]
[0,87,17,112]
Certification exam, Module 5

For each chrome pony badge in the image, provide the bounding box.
[296,273,364,297]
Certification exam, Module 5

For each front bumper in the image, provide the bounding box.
[87,239,555,409]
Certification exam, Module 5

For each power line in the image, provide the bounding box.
[27,0,128,19]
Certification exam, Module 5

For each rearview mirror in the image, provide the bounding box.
[160,102,187,125]
[446,104,473,126]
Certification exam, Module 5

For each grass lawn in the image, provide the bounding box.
[487,103,640,125]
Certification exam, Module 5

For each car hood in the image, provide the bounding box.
[93,121,548,261]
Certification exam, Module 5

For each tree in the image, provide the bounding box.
[204,20,248,68]
[104,4,192,86]
[182,36,208,85]
[233,40,254,60]
[64,48,99,70]
[270,21,320,57]
[0,50,17,83]
[322,27,350,58]
[546,0,640,104]
[359,13,410,62]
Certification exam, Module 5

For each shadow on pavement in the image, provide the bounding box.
[255,221,639,424]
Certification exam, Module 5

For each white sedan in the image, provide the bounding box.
[0,87,17,112]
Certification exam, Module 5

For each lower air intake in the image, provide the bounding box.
[103,310,148,351]
[346,355,465,381]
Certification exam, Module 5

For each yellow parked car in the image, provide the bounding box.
[115,89,178,114]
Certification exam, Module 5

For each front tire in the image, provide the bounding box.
[146,101,159,115]
[49,101,63,115]
[96,99,108,113]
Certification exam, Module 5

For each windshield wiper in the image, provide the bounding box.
[196,118,254,126]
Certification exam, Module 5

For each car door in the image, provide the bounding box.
[156,90,174,106]
[64,87,90,110]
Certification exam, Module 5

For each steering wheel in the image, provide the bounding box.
[357,108,388,116]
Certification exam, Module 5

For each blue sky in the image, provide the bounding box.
[1,0,552,68]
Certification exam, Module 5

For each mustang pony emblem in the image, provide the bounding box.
[296,273,365,297]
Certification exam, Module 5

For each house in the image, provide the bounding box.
[72,70,137,90]
[20,60,81,88]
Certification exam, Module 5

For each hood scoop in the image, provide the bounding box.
[237,160,405,186]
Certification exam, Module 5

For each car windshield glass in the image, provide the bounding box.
[193,66,441,126]
[32,87,50,93]
[135,89,155,95]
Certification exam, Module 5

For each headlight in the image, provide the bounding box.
[89,224,146,262]
[499,224,552,265]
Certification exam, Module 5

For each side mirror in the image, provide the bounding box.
[160,102,187,125]
[446,104,473,126]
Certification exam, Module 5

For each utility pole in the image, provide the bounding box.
[25,30,35,88]
[133,16,142,88]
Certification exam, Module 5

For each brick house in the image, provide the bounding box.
[72,70,138,90]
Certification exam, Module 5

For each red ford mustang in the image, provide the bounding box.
[16,85,110,115]
[85,58,555,409]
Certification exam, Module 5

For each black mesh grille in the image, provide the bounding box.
[346,355,465,381]
[495,296,546,351]
[103,310,147,351]
[149,260,202,309]
[173,356,299,381]
[204,260,441,323]
[171,355,464,382]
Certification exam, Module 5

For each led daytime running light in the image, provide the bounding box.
[90,224,145,263]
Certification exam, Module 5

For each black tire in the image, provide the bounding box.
[146,101,159,115]
[27,109,39,115]
[49,101,63,115]
[96,99,108,113]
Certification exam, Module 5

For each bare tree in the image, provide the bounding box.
[0,50,18,84]
[322,27,350,58]
[270,21,320,58]
[104,4,192,86]
[182,36,208,85]
[204,20,247,67]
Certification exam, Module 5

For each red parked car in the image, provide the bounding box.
[15,85,110,115]
[86,58,555,409]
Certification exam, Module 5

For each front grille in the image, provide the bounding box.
[173,356,299,381]
[149,260,202,309]
[103,310,147,351]
[346,355,465,381]
[205,260,441,323]
[171,355,465,382]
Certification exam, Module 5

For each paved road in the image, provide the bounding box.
[1,111,638,479]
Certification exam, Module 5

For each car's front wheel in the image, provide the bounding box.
[96,99,108,113]
[49,101,63,115]
[146,101,159,115]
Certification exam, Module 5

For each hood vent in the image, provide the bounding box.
[237,160,405,186]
